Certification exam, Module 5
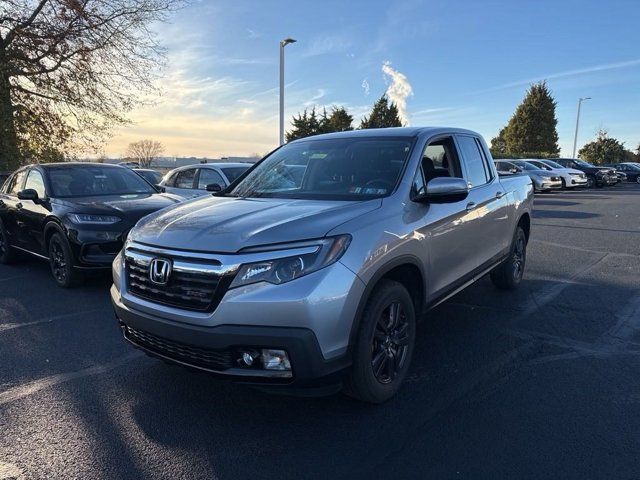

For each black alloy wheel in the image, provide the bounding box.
[371,301,410,384]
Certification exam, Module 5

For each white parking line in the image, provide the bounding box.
[0,309,105,333]
[530,239,639,258]
[0,352,143,406]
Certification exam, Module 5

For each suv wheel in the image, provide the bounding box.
[586,176,595,188]
[345,279,416,403]
[48,233,81,287]
[0,219,18,264]
[490,226,527,290]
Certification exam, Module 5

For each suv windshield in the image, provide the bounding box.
[48,165,156,197]
[512,161,540,171]
[228,137,414,200]
[542,160,563,169]
[574,159,595,167]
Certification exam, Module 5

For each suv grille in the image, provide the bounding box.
[123,325,233,371]
[125,251,232,312]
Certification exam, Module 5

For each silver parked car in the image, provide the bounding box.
[112,127,533,403]
[496,160,561,192]
[530,160,587,189]
[160,163,251,199]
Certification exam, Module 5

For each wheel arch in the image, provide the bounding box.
[348,256,426,351]
[43,220,66,255]
[517,212,531,242]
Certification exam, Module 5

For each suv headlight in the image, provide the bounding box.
[230,235,351,288]
[68,213,121,224]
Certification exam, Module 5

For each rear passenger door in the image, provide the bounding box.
[0,169,27,245]
[455,134,511,268]
[164,168,197,199]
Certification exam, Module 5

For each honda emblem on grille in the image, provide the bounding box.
[149,258,172,285]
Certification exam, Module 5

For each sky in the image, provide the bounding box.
[104,0,640,158]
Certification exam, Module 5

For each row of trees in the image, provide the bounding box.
[490,81,639,165]
[286,94,402,142]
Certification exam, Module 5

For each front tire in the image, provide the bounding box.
[345,280,416,404]
[0,219,19,264]
[586,175,595,188]
[490,226,527,290]
[48,233,82,288]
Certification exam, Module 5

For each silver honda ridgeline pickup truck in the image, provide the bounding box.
[112,127,533,403]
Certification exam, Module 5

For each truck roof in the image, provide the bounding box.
[290,126,480,143]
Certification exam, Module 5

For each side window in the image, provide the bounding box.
[419,136,463,184]
[457,136,491,188]
[197,168,225,189]
[7,170,27,195]
[174,169,196,189]
[25,170,46,198]
[496,162,509,173]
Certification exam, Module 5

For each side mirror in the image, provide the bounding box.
[155,184,166,193]
[206,183,222,192]
[413,177,469,204]
[18,188,39,202]
[510,168,519,174]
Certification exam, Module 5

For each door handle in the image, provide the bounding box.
[465,202,477,211]
[496,191,505,199]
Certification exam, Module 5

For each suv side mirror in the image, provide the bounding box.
[17,188,40,202]
[155,184,166,193]
[413,177,469,204]
[206,183,222,192]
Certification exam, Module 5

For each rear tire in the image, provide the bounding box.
[0,219,19,264]
[490,226,527,290]
[344,280,416,404]
[48,233,82,288]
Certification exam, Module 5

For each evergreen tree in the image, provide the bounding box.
[286,106,354,141]
[502,81,560,156]
[490,127,508,155]
[360,95,403,129]
[326,107,354,132]
[578,130,628,165]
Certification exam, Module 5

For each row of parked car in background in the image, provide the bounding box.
[0,129,638,402]
[495,158,640,191]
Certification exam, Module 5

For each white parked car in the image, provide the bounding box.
[533,159,588,189]
[160,163,251,200]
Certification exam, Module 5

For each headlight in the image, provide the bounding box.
[68,213,121,225]
[230,235,351,289]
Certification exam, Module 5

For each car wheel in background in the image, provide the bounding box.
[586,176,595,188]
[636,176,640,184]
[48,233,82,288]
[0,219,19,264]
[345,279,416,404]
[560,178,567,189]
[490,226,527,290]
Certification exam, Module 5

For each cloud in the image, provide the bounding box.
[303,35,352,57]
[247,28,260,39]
[480,58,640,93]
[382,61,413,124]
[361,79,370,96]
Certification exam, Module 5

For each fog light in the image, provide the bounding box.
[242,352,256,366]
[261,349,291,371]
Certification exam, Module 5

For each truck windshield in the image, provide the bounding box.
[228,137,414,200]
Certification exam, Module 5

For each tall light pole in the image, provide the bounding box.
[572,96,591,158]
[279,37,296,146]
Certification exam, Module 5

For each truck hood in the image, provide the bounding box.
[130,196,382,253]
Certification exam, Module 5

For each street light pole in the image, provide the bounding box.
[572,96,591,158]
[279,37,296,146]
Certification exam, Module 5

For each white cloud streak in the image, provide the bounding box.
[382,61,413,124]
[361,79,370,96]
[480,58,640,93]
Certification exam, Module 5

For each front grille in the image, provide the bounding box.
[125,254,230,312]
[123,325,233,371]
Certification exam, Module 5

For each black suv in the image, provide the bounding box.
[0,163,180,287]
[554,158,617,188]
[604,163,640,184]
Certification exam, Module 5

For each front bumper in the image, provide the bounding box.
[534,179,562,191]
[567,176,588,187]
[112,287,351,389]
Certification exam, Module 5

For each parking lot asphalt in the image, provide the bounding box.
[1,184,639,480]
